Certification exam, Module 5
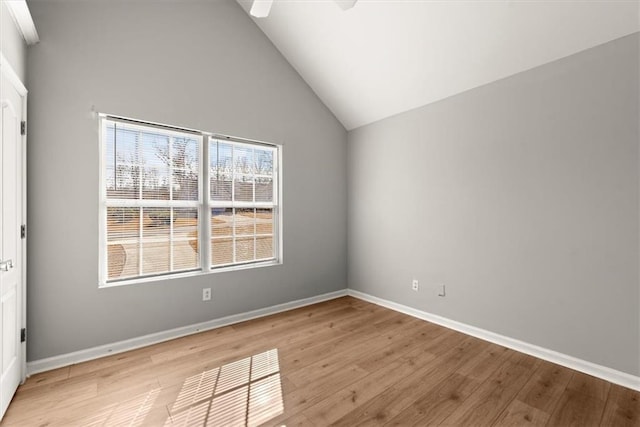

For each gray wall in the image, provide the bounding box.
[1,1,26,81]
[26,0,347,361]
[348,33,640,376]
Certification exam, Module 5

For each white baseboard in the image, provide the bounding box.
[347,289,640,392]
[27,287,640,392]
[27,289,348,376]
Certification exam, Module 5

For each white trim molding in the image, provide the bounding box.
[27,287,640,392]
[0,53,27,96]
[348,289,640,392]
[4,0,39,45]
[26,289,348,376]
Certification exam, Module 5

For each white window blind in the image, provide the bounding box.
[209,138,278,267]
[99,116,281,285]
[103,119,201,282]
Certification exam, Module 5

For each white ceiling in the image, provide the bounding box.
[236,0,640,131]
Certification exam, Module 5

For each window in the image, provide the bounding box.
[99,116,280,285]
[209,139,277,267]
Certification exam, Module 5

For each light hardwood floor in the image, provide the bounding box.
[2,297,638,426]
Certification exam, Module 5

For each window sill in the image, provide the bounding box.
[98,259,282,289]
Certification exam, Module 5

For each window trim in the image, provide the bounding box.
[98,114,282,287]
[207,136,280,269]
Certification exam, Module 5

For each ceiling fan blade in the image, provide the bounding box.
[250,0,273,18]
[334,0,358,11]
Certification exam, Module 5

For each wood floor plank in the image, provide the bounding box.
[385,372,482,427]
[302,346,438,425]
[277,309,404,370]
[230,303,359,337]
[546,388,606,427]
[515,359,573,414]
[354,322,447,373]
[15,366,70,391]
[565,371,611,402]
[3,378,99,424]
[57,384,167,426]
[493,399,550,426]
[276,413,315,427]
[335,334,479,426]
[284,315,421,387]
[266,364,370,425]
[2,296,638,427]
[544,371,611,426]
[600,384,640,427]
[68,340,165,378]
[439,351,539,426]
[455,343,512,382]
[148,325,240,365]
[380,340,510,426]
[282,316,415,386]
[284,333,392,388]
[152,303,369,375]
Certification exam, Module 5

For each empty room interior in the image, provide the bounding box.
[0,0,639,425]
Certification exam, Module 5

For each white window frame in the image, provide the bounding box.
[98,115,282,287]
[208,137,280,269]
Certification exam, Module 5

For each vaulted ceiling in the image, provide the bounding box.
[236,0,639,130]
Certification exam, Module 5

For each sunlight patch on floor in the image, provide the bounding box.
[169,348,283,426]
[80,387,161,426]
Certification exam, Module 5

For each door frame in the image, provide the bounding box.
[0,53,28,383]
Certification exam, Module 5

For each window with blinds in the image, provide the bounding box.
[99,116,281,285]
[209,139,277,267]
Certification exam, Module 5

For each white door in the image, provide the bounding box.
[0,62,25,419]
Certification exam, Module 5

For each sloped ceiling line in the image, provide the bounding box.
[237,0,639,130]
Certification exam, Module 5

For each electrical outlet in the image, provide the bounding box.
[412,279,419,291]
[202,288,211,301]
[437,283,446,297]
